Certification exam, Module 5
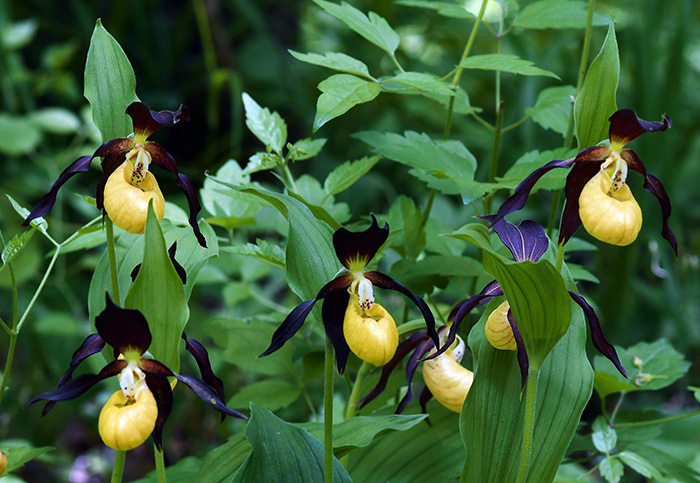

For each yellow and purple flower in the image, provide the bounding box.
[27,293,244,450]
[490,109,675,254]
[23,102,206,247]
[260,215,439,373]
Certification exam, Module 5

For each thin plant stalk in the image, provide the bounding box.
[515,364,541,483]
[110,450,126,483]
[155,445,167,483]
[324,336,335,483]
[105,217,121,304]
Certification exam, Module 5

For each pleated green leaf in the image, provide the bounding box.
[233,404,352,483]
[574,22,619,149]
[124,203,189,372]
[483,253,571,367]
[84,19,138,141]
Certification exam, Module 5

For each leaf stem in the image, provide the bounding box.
[110,450,126,483]
[613,409,700,429]
[555,240,566,272]
[515,364,540,483]
[324,336,335,483]
[154,445,167,483]
[345,361,370,420]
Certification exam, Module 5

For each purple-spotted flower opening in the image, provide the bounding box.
[488,109,676,255]
[26,293,245,450]
[260,214,440,374]
[22,102,207,248]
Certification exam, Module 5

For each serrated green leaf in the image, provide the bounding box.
[355,130,493,203]
[124,204,189,372]
[289,50,372,78]
[289,137,327,161]
[483,253,571,368]
[3,445,53,473]
[84,19,138,141]
[514,0,611,29]
[243,152,280,175]
[525,85,576,136]
[234,404,352,483]
[202,159,262,220]
[2,227,37,267]
[6,195,48,235]
[313,0,400,55]
[313,74,381,132]
[575,22,619,149]
[498,147,575,191]
[599,456,624,483]
[0,114,43,156]
[242,93,288,154]
[445,222,493,252]
[324,155,380,196]
[592,416,618,453]
[618,451,663,480]
[396,0,474,19]
[226,239,286,268]
[391,254,484,293]
[458,54,560,79]
[229,379,301,412]
[381,72,455,96]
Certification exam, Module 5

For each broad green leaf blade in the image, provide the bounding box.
[324,155,380,196]
[483,253,571,367]
[225,239,286,268]
[592,416,618,453]
[313,0,400,55]
[298,414,426,458]
[196,433,251,482]
[381,72,455,96]
[618,451,664,481]
[525,85,576,136]
[2,226,36,266]
[242,93,288,154]
[593,339,690,398]
[289,50,372,78]
[201,159,262,222]
[355,130,494,203]
[574,22,619,149]
[84,19,138,141]
[514,0,611,29]
[462,291,594,482]
[3,445,54,473]
[289,137,327,161]
[124,204,189,372]
[391,254,484,293]
[234,404,352,483]
[347,406,463,482]
[446,222,494,253]
[498,148,575,191]
[313,74,381,132]
[229,379,301,411]
[396,0,474,19]
[458,54,560,79]
[243,152,279,175]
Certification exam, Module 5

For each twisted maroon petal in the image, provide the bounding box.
[608,109,671,148]
[558,160,604,246]
[126,102,189,139]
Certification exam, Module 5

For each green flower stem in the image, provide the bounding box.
[613,409,700,429]
[0,231,18,407]
[345,361,371,420]
[442,0,489,140]
[282,163,298,194]
[324,336,335,483]
[484,101,504,214]
[608,391,626,425]
[515,364,541,483]
[155,445,166,483]
[555,240,566,272]
[106,217,121,304]
[110,450,126,483]
[546,189,562,239]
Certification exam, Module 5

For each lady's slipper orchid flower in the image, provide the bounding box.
[357,327,473,414]
[489,110,675,254]
[22,102,207,247]
[260,215,439,373]
[27,293,245,450]
[430,217,627,388]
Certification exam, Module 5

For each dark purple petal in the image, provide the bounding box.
[396,337,435,414]
[177,173,207,248]
[145,372,173,452]
[357,332,430,410]
[322,290,352,374]
[568,291,627,378]
[429,280,503,361]
[558,160,603,246]
[126,102,189,139]
[174,374,247,420]
[27,360,127,415]
[93,138,134,158]
[507,310,529,390]
[418,387,433,424]
[481,217,548,263]
[573,145,611,163]
[95,293,152,355]
[608,109,671,148]
[182,332,225,421]
[364,270,439,350]
[333,214,389,270]
[621,150,678,256]
[22,156,94,226]
[487,158,576,227]
[145,141,179,173]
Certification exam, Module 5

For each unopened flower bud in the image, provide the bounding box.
[485,301,517,351]
[423,339,474,413]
